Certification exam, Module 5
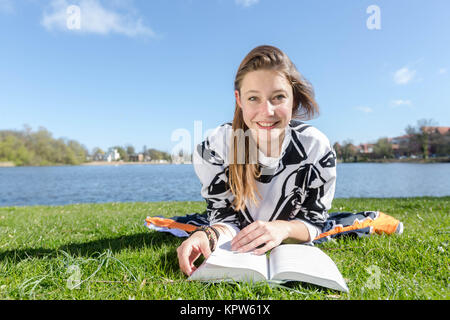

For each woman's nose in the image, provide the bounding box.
[261,100,275,116]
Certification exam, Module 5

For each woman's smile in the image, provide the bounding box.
[256,121,280,129]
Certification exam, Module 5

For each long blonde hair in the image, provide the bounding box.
[229,45,319,212]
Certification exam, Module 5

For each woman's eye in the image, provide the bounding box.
[247,95,285,102]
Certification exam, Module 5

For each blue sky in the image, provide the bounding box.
[1,0,449,155]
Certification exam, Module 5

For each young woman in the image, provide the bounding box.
[177,45,337,276]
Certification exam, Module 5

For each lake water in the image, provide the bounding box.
[0,163,449,207]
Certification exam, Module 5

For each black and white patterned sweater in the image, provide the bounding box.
[193,119,337,236]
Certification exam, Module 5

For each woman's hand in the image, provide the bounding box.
[230,220,291,255]
[177,231,211,276]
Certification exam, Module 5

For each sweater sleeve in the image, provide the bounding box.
[193,136,241,237]
[294,144,337,230]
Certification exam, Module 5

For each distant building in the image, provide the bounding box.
[104,148,120,162]
[387,135,411,158]
[389,134,413,145]
[421,126,450,135]
[129,153,144,162]
[356,143,374,154]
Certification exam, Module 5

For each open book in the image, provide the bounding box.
[188,237,349,292]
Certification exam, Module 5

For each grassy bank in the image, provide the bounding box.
[0,197,448,300]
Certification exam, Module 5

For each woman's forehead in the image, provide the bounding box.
[241,70,291,93]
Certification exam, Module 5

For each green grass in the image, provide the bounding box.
[0,197,448,300]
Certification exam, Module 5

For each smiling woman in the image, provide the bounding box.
[176,45,337,276]
[230,46,320,211]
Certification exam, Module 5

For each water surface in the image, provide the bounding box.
[0,163,449,207]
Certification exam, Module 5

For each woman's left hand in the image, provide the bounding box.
[230,220,290,255]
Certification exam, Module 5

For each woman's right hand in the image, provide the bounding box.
[176,231,212,276]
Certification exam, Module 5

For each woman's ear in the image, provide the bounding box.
[235,90,242,109]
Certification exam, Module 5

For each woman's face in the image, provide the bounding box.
[235,69,293,147]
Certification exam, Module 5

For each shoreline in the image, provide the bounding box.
[1,158,448,168]
[0,161,193,167]
[80,161,175,166]
[0,162,15,167]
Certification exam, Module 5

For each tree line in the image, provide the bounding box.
[0,125,87,166]
[333,119,450,162]
[0,125,172,166]
[1,120,448,166]
[91,145,172,162]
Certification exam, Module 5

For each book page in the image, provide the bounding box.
[189,236,268,282]
[207,237,268,278]
[269,244,349,292]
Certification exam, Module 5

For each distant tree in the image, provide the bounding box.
[125,144,135,157]
[67,140,88,163]
[92,147,105,161]
[404,125,421,156]
[0,125,88,166]
[434,132,450,155]
[32,127,54,165]
[341,139,357,162]
[53,138,74,164]
[0,134,33,166]
[404,119,440,158]
[418,119,439,159]
[424,125,450,157]
[148,148,171,161]
[373,137,393,159]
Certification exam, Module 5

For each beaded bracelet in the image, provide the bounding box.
[209,226,220,242]
[190,226,219,251]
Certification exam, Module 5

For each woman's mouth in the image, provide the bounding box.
[256,121,279,130]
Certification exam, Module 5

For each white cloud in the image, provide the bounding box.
[235,0,260,8]
[355,106,373,113]
[438,68,447,75]
[41,0,158,38]
[390,99,412,107]
[393,67,416,85]
[0,0,14,14]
